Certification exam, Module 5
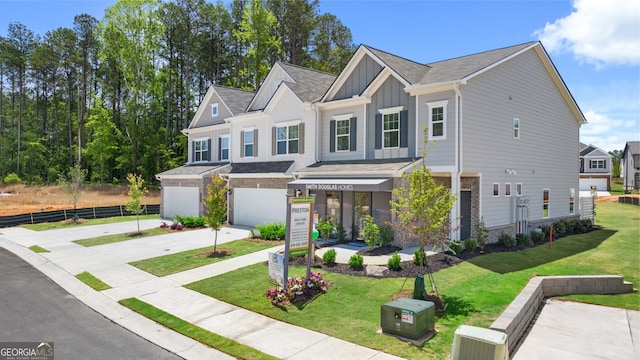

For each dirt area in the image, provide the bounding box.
[0,184,160,216]
[595,194,638,203]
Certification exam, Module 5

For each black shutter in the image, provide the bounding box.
[329,120,336,153]
[350,117,357,151]
[218,138,222,161]
[400,110,408,148]
[192,141,195,162]
[207,139,212,161]
[375,113,382,149]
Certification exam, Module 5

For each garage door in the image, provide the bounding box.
[579,178,607,191]
[234,188,287,227]
[163,186,200,219]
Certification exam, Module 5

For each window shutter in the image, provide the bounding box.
[400,110,408,148]
[375,113,382,149]
[272,126,277,156]
[329,120,336,153]
[218,138,222,161]
[254,129,258,157]
[299,123,305,154]
[350,117,357,151]
[192,141,195,162]
[240,131,245,158]
[207,139,212,161]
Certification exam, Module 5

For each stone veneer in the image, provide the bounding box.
[490,275,634,354]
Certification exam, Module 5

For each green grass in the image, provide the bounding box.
[185,203,640,360]
[28,245,49,253]
[119,298,277,360]
[73,227,171,247]
[130,239,282,277]
[23,214,160,231]
[76,271,112,291]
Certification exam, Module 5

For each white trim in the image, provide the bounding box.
[334,118,351,152]
[492,183,500,197]
[505,183,512,197]
[219,135,230,161]
[426,100,448,141]
[275,123,300,155]
[317,96,371,110]
[193,137,211,163]
[513,118,520,139]
[543,188,550,218]
[332,113,353,121]
[211,103,219,117]
[378,105,404,115]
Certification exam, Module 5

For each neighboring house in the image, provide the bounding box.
[621,141,640,191]
[579,142,612,192]
[157,41,586,246]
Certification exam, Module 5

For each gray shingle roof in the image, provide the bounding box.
[295,158,418,175]
[156,163,229,177]
[624,141,640,157]
[364,46,430,84]
[213,85,254,115]
[277,62,336,103]
[229,161,294,174]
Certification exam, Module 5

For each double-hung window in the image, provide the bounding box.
[383,113,400,148]
[336,119,350,151]
[244,130,254,157]
[276,124,299,155]
[569,188,575,215]
[219,136,229,161]
[589,159,605,169]
[543,189,550,218]
[427,100,448,140]
[193,138,209,162]
[513,118,520,139]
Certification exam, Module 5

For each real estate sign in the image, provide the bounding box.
[283,196,315,289]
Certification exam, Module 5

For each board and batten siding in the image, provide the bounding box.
[416,91,457,166]
[334,55,383,100]
[188,127,230,164]
[319,104,366,161]
[460,48,580,228]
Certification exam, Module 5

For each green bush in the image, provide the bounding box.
[516,233,533,247]
[388,251,402,271]
[255,222,286,240]
[317,218,334,241]
[348,254,364,269]
[323,248,337,264]
[498,232,516,248]
[175,215,206,228]
[553,219,568,238]
[448,241,463,254]
[474,217,489,251]
[463,238,477,252]
[413,249,426,266]
[378,223,394,246]
[361,215,380,249]
[530,229,545,243]
[335,222,347,242]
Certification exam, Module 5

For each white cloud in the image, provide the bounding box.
[533,0,640,66]
[580,110,639,152]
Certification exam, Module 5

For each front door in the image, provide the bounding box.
[460,190,471,240]
[353,192,371,240]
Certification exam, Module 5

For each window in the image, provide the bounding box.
[427,100,448,140]
[516,183,522,196]
[505,183,512,197]
[219,136,229,161]
[569,188,575,215]
[193,139,209,162]
[493,183,499,197]
[375,107,406,150]
[513,118,520,139]
[543,189,550,218]
[336,119,350,151]
[211,103,219,117]
[589,159,606,169]
[383,112,399,148]
[244,130,254,157]
[276,124,299,155]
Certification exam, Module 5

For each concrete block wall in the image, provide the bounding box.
[490,275,634,354]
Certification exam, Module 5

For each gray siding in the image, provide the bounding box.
[188,127,230,164]
[460,48,580,228]
[417,91,457,165]
[581,155,611,174]
[334,55,383,100]
[197,92,233,128]
[319,105,366,161]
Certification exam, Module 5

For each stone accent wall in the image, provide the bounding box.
[490,275,634,354]
[461,177,480,238]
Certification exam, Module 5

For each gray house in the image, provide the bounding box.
[622,141,640,191]
[157,41,586,246]
[579,142,612,192]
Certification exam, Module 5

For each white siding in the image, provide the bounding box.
[187,126,230,164]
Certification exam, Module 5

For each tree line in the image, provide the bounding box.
[0,0,355,186]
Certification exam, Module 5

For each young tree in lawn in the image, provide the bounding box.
[58,164,87,221]
[203,174,228,253]
[125,173,147,235]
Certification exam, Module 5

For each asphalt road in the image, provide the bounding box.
[0,247,183,360]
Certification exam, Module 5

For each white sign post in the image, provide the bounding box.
[283,196,315,289]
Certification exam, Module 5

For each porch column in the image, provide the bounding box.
[450,173,461,241]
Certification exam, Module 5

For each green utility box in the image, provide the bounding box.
[380,298,435,339]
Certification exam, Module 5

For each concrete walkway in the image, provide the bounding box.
[0,220,403,360]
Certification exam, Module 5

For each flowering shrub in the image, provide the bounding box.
[266,272,330,306]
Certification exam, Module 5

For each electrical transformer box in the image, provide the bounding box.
[380,298,435,339]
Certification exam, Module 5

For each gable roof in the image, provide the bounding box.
[580,143,611,157]
[213,85,255,116]
[276,62,336,103]
[364,46,429,84]
[623,141,640,159]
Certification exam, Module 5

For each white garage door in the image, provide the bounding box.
[163,186,200,219]
[234,188,287,227]
[579,178,607,191]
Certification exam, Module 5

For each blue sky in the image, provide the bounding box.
[1,0,638,152]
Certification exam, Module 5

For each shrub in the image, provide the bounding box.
[317,218,334,241]
[498,232,516,248]
[175,215,206,228]
[322,248,337,264]
[464,238,477,252]
[266,272,329,306]
[348,254,364,269]
[378,222,394,246]
[448,241,463,254]
[335,222,347,242]
[474,217,489,251]
[553,219,568,238]
[170,222,184,231]
[413,248,426,266]
[530,229,545,243]
[255,222,286,240]
[516,233,533,247]
[388,251,402,271]
[362,215,380,249]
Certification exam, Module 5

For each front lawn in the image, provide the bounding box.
[24,214,160,231]
[185,203,639,360]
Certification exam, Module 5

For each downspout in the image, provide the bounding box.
[312,103,320,163]
[363,102,367,160]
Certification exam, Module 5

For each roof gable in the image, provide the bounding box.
[188,85,254,129]
[623,141,640,158]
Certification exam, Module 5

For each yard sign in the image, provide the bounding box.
[283,196,315,289]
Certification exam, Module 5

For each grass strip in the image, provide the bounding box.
[24,214,160,231]
[28,245,49,253]
[73,227,171,247]
[130,239,282,277]
[119,298,277,360]
[76,271,112,291]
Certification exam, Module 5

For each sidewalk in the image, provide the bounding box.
[0,221,403,360]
